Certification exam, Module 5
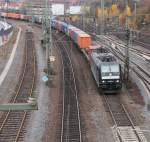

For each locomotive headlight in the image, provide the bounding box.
[109,73,112,76]
[102,80,105,83]
[116,80,119,83]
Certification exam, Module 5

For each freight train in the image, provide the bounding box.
[0,12,122,93]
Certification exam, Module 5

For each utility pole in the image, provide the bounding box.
[64,0,66,21]
[82,2,85,31]
[134,1,137,22]
[133,0,140,23]
[94,4,97,35]
[42,0,53,83]
[124,28,130,82]
[5,0,9,22]
[124,2,132,83]
[28,2,34,25]
[100,0,104,35]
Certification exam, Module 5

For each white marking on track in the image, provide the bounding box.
[112,126,148,142]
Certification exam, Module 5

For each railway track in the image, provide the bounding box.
[108,44,150,93]
[0,31,36,142]
[95,36,150,94]
[134,40,150,50]
[50,21,148,141]
[100,38,150,77]
[72,21,150,95]
[114,32,150,51]
[70,22,147,141]
[104,35,150,57]
[78,20,150,53]
[112,46,150,83]
[103,94,146,142]
[104,95,135,126]
[53,31,82,142]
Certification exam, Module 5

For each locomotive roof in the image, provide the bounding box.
[91,52,118,66]
[91,46,109,53]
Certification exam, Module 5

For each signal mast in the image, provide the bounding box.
[42,0,54,84]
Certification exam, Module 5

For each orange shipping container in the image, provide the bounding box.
[7,13,21,19]
[77,34,91,49]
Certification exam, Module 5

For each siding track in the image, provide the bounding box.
[53,31,82,142]
[0,31,36,142]
[103,94,147,142]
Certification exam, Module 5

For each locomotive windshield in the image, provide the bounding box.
[101,64,120,79]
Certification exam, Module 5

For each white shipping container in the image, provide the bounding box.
[52,4,64,15]
[69,6,81,14]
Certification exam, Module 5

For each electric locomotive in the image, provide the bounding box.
[90,47,122,93]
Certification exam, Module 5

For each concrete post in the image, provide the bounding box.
[147,99,150,111]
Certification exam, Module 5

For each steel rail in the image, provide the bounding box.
[109,47,150,94]
[77,21,150,101]
[53,31,82,142]
[109,46,150,84]
[105,36,150,56]
[75,22,150,82]
[0,31,36,142]
[112,47,150,85]
[0,32,28,132]
[103,95,142,142]
[15,36,36,142]
[112,32,150,51]
[63,44,82,142]
[97,32,150,95]
[96,37,150,85]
